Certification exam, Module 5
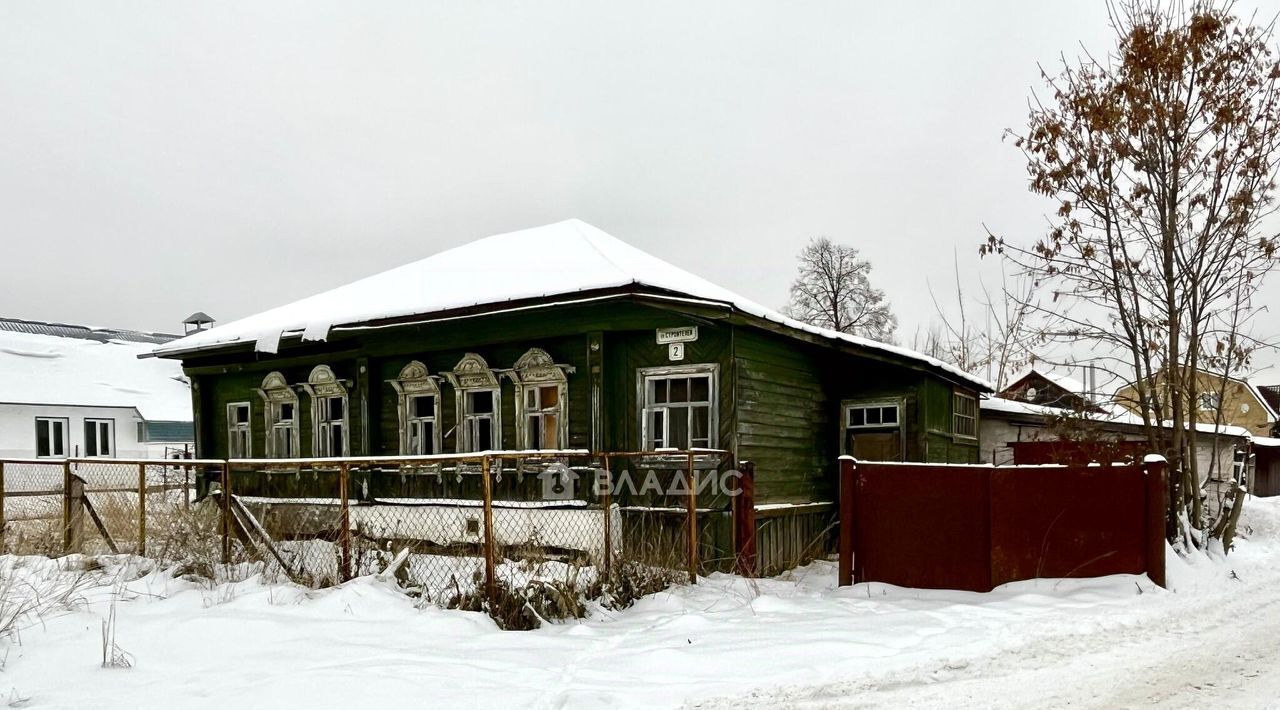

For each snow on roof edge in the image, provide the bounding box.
[981,395,1256,439]
[152,220,991,391]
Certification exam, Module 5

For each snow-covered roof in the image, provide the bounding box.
[1251,436,1280,448]
[981,395,1254,439]
[153,219,990,390]
[0,317,178,345]
[0,329,192,421]
[1242,380,1280,422]
[1009,365,1086,395]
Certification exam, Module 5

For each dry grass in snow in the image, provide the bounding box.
[0,500,1279,708]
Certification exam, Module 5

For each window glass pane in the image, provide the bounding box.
[412,395,434,419]
[670,377,690,403]
[469,391,495,414]
[691,405,709,443]
[648,410,664,448]
[53,420,65,455]
[235,405,250,424]
[526,416,541,449]
[849,408,865,427]
[882,406,898,425]
[329,397,345,419]
[526,388,537,409]
[690,376,710,402]
[331,424,345,456]
[408,421,421,453]
[542,413,558,448]
[649,379,667,405]
[539,385,558,409]
[36,420,49,457]
[84,421,97,456]
[669,405,690,448]
[866,408,881,425]
[280,402,294,422]
[422,421,434,453]
[102,423,111,456]
[477,418,493,450]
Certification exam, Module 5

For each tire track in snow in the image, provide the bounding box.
[693,555,1280,709]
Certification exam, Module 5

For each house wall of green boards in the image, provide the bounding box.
[181,299,978,506]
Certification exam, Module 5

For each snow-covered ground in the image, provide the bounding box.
[2,500,1280,709]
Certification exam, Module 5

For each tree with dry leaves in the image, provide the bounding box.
[983,0,1280,550]
[786,237,897,341]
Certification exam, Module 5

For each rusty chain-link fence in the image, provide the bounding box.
[0,450,742,626]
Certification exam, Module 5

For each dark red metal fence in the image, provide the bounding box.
[838,456,1167,592]
[1007,440,1149,466]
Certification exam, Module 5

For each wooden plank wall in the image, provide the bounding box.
[733,329,831,504]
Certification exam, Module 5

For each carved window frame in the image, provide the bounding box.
[444,353,501,453]
[300,365,350,457]
[506,348,573,451]
[256,372,299,458]
[389,360,442,455]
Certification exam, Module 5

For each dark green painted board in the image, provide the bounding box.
[182,299,981,506]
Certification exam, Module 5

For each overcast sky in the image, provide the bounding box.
[3,1,1279,382]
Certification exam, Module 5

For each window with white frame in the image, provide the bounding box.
[523,385,561,449]
[446,353,502,453]
[953,391,978,438]
[841,400,903,460]
[406,394,437,455]
[463,389,497,451]
[272,401,298,457]
[510,348,571,450]
[316,395,347,457]
[390,361,441,455]
[35,417,68,458]
[640,366,717,450]
[845,402,900,430]
[304,365,349,457]
[83,418,115,457]
[227,402,251,458]
[257,372,299,458]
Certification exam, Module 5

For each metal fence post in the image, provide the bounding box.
[220,462,231,564]
[137,462,147,556]
[838,456,857,587]
[600,454,612,578]
[481,455,497,609]
[339,463,351,582]
[686,452,698,584]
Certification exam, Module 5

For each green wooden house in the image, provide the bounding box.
[153,220,989,565]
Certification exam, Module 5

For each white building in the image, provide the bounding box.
[0,319,194,459]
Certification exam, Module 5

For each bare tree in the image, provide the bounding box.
[786,237,897,341]
[924,253,1039,389]
[983,0,1280,550]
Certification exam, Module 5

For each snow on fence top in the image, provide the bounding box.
[0,329,192,421]
[152,219,990,390]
